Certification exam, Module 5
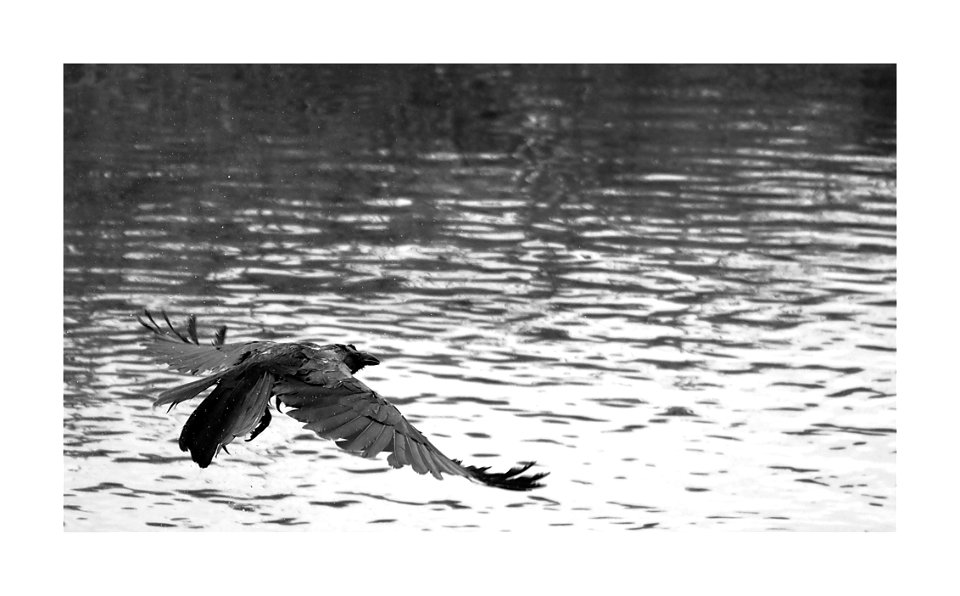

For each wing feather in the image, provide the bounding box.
[388,434,408,468]
[152,370,228,409]
[235,372,274,435]
[404,435,429,475]
[303,409,360,434]
[274,378,364,405]
[280,372,547,488]
[325,415,371,441]
[138,310,271,375]
[340,421,383,453]
[433,451,462,476]
[414,441,443,479]
[363,425,394,459]
[286,403,354,423]
[144,340,269,375]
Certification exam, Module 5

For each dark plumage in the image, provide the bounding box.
[137,310,548,491]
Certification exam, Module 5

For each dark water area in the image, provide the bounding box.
[63,64,896,530]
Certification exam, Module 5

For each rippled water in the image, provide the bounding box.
[63,65,896,530]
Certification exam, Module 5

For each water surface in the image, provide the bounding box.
[64,65,896,530]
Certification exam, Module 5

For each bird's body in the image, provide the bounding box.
[137,310,547,491]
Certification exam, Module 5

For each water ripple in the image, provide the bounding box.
[64,64,895,531]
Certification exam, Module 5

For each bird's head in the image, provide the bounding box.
[340,343,380,374]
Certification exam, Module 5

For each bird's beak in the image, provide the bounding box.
[361,353,380,367]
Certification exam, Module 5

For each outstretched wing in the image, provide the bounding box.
[275,369,547,491]
[137,309,272,375]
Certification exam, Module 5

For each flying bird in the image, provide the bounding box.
[137,310,547,491]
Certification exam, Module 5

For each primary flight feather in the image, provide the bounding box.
[137,310,547,491]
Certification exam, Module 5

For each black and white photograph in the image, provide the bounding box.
[62,63,895,531]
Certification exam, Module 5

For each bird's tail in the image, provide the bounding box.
[178,371,275,468]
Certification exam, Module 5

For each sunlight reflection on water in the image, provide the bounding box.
[64,65,895,530]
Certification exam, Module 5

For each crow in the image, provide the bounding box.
[137,310,547,491]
